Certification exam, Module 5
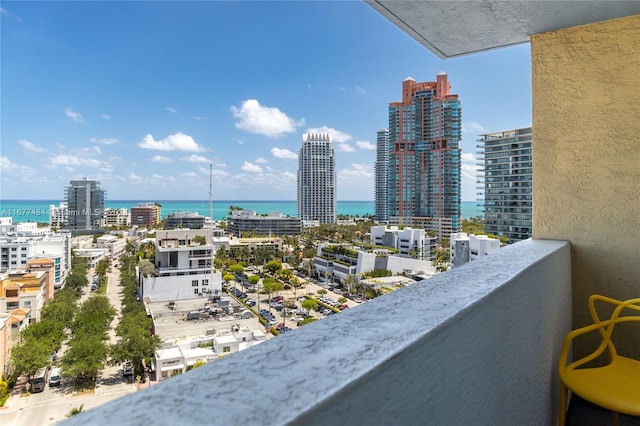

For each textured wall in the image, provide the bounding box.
[531,15,640,357]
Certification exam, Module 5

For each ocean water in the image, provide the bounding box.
[0,200,483,223]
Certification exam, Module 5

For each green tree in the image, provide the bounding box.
[247,275,260,286]
[265,259,282,275]
[61,334,110,383]
[10,341,51,381]
[262,277,282,304]
[192,235,207,245]
[229,263,244,276]
[317,288,328,296]
[65,272,88,292]
[298,317,318,326]
[301,299,318,313]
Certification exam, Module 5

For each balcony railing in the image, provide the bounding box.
[63,238,571,426]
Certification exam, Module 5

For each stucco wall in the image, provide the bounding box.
[531,15,640,358]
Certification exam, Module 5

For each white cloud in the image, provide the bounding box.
[194,116,208,121]
[255,157,268,164]
[100,114,112,120]
[18,139,46,153]
[271,147,297,160]
[90,137,118,145]
[337,143,355,152]
[281,171,296,181]
[462,121,486,134]
[340,163,373,178]
[209,169,230,178]
[461,152,478,200]
[355,86,366,95]
[241,162,263,173]
[166,107,178,114]
[51,155,100,167]
[461,152,476,162]
[151,155,172,163]
[338,163,374,198]
[183,155,211,163]
[0,157,35,174]
[356,140,375,150]
[305,126,352,143]
[183,172,197,178]
[65,108,84,123]
[234,139,245,145]
[231,99,304,138]
[138,132,205,152]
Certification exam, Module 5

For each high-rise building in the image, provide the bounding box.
[477,127,532,243]
[387,73,462,239]
[297,133,336,225]
[64,177,105,230]
[374,128,389,224]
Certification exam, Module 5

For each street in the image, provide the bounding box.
[0,259,145,426]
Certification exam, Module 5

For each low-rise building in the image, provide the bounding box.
[147,297,267,381]
[227,210,301,237]
[104,208,131,227]
[0,228,71,287]
[0,313,11,375]
[0,270,48,323]
[450,232,501,268]
[131,203,161,228]
[370,225,436,261]
[165,212,205,229]
[313,244,435,285]
[140,229,223,302]
[96,235,127,258]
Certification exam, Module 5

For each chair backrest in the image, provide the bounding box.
[568,295,640,369]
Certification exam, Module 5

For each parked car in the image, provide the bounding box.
[123,360,133,376]
[245,298,256,307]
[49,367,62,386]
[272,296,284,303]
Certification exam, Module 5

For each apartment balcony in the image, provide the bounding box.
[64,239,575,425]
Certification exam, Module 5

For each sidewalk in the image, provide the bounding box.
[1,377,32,414]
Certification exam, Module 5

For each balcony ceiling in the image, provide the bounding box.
[365,1,640,58]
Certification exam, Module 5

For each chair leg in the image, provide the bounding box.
[612,411,620,426]
[559,383,568,426]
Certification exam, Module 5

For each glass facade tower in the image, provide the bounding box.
[297,133,336,225]
[65,177,106,230]
[477,127,532,242]
[387,73,462,239]
[374,128,389,224]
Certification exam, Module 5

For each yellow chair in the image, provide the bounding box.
[558,295,640,426]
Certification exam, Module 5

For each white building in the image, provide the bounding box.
[154,327,266,381]
[450,232,501,268]
[297,133,336,225]
[0,229,71,287]
[370,225,436,261]
[104,208,131,227]
[140,229,223,302]
[313,244,435,285]
[49,202,68,228]
[96,235,127,258]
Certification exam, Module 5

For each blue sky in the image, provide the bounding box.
[0,1,532,201]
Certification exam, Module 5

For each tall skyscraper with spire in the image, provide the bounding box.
[375,128,389,224]
[386,73,462,239]
[297,133,336,225]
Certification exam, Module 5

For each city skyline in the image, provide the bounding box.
[0,2,532,201]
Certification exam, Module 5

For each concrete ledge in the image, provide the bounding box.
[63,239,571,426]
